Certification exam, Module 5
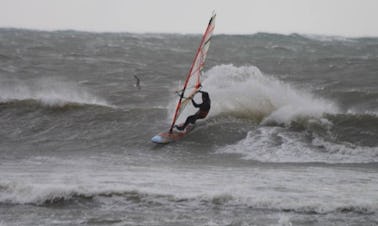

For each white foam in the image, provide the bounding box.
[301,33,356,42]
[346,108,378,117]
[199,65,377,164]
[1,161,377,217]
[202,64,338,124]
[217,126,378,163]
[0,77,110,107]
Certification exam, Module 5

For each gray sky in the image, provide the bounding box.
[1,0,377,37]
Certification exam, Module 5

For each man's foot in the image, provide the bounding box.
[175,125,184,131]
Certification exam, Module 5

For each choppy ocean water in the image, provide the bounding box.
[0,29,377,225]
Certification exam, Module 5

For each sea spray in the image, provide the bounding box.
[203,64,338,123]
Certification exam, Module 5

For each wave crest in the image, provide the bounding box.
[1,181,375,216]
[217,125,378,164]
[0,78,110,107]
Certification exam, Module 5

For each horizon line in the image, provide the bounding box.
[1,26,377,39]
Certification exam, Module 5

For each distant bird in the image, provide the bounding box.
[134,75,141,90]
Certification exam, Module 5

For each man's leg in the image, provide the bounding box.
[176,114,199,130]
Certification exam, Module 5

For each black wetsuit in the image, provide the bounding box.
[177,91,210,130]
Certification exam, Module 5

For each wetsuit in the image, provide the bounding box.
[176,91,210,130]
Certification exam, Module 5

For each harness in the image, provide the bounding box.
[197,110,209,118]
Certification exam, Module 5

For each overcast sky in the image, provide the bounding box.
[1,0,377,37]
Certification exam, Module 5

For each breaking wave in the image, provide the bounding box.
[217,126,378,163]
[203,65,378,163]
[203,64,338,123]
[0,78,110,107]
[0,181,375,215]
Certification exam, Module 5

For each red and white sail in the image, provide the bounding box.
[169,12,216,132]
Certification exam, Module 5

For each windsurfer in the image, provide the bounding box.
[134,75,141,90]
[175,90,210,131]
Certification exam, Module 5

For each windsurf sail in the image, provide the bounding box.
[169,12,216,132]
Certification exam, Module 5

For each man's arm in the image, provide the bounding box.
[191,98,200,108]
